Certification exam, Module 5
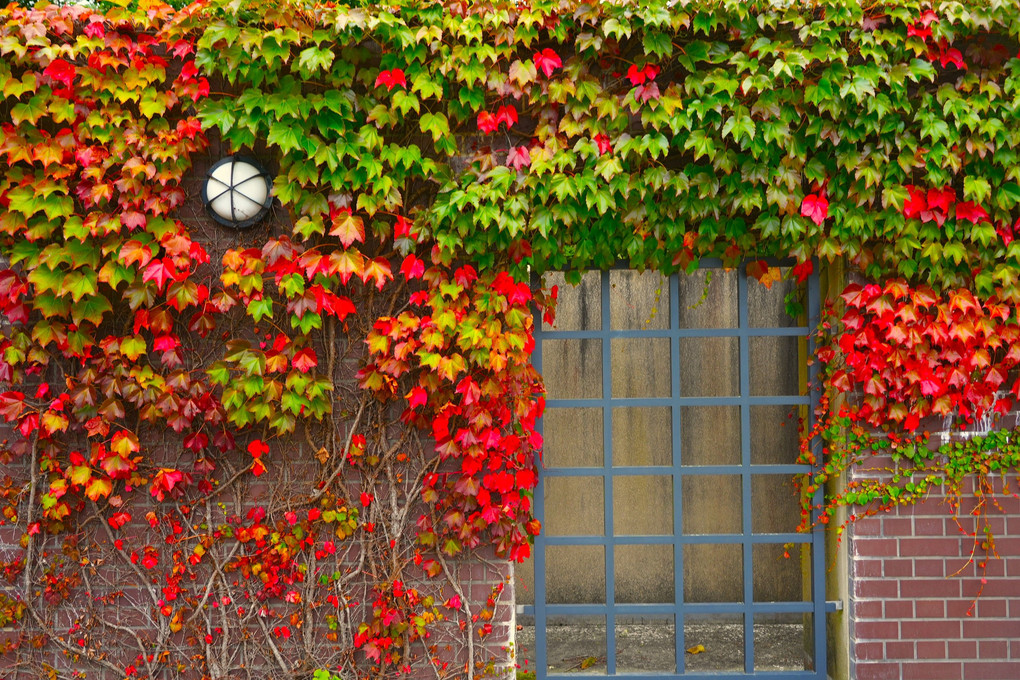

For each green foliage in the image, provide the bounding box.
[175,0,1020,297]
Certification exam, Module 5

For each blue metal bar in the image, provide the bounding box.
[518,600,839,617]
[602,270,617,675]
[538,599,824,615]
[543,533,812,545]
[539,326,809,339]
[539,464,813,477]
[738,265,755,674]
[670,272,685,675]
[683,464,813,475]
[808,266,827,680]
[546,396,810,407]
[532,305,549,679]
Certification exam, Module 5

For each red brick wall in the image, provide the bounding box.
[0,134,518,679]
[849,453,1020,680]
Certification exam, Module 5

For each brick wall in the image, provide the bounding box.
[0,132,517,679]
[849,453,1020,680]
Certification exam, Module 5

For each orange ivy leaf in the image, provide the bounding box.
[84,476,112,501]
[329,211,365,248]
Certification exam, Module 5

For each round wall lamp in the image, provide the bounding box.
[202,155,274,229]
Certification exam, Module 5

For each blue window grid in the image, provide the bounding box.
[524,260,831,679]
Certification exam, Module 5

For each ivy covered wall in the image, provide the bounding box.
[3,1,1020,679]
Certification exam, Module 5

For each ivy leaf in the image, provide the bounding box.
[721,113,755,145]
[292,347,318,373]
[139,93,167,118]
[374,68,406,90]
[11,95,47,126]
[533,49,562,77]
[142,258,178,291]
[507,146,531,170]
[329,212,365,248]
[400,254,425,280]
[247,298,274,322]
[267,121,302,154]
[43,58,76,88]
[963,177,991,205]
[85,477,113,501]
[508,60,537,87]
[419,112,450,142]
[800,194,829,226]
[298,46,335,75]
[955,201,989,225]
[361,258,393,290]
[61,270,98,302]
[329,249,364,285]
[71,294,112,326]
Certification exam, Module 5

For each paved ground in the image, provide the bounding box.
[515,620,812,674]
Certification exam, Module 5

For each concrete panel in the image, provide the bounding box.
[612,407,671,467]
[610,270,670,330]
[615,544,674,604]
[681,405,741,466]
[685,543,743,602]
[544,407,603,467]
[547,545,605,604]
[543,270,601,331]
[613,475,673,535]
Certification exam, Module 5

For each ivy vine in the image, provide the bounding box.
[3,1,1020,678]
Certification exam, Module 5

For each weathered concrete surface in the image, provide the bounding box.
[515,620,811,674]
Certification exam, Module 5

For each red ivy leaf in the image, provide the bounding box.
[44,58,76,88]
[903,185,927,219]
[919,9,939,26]
[477,111,498,134]
[171,40,193,58]
[507,145,531,170]
[533,48,562,77]
[84,21,105,39]
[800,193,829,226]
[247,440,269,459]
[746,260,770,285]
[108,511,131,530]
[142,258,179,292]
[626,63,659,85]
[400,254,425,280]
[634,82,660,102]
[0,391,26,421]
[251,459,267,477]
[183,431,208,451]
[407,386,427,409]
[955,201,989,224]
[907,23,932,41]
[494,105,517,129]
[292,347,318,373]
[840,283,869,308]
[374,68,407,91]
[394,215,414,240]
[121,211,147,230]
[791,260,813,284]
[926,187,955,213]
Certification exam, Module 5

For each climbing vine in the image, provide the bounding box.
[4,0,1020,678]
